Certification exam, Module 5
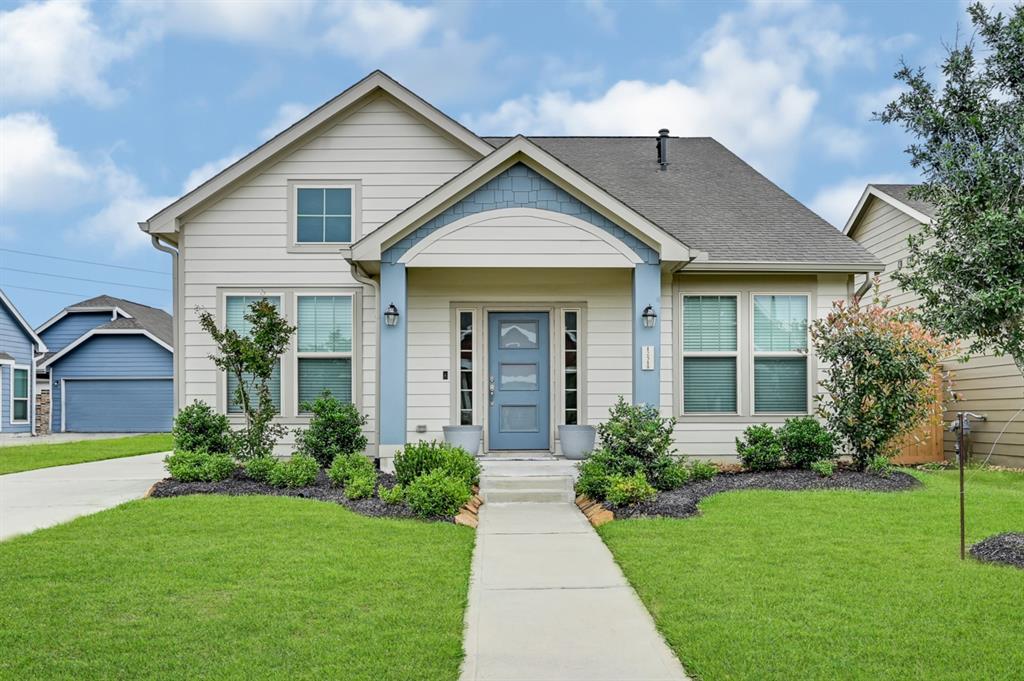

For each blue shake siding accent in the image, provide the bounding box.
[50,334,172,433]
[382,163,659,265]
[39,312,112,354]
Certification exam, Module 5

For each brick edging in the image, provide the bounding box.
[575,495,614,526]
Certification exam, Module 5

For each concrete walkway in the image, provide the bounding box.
[0,432,157,447]
[460,500,689,681]
[0,452,168,540]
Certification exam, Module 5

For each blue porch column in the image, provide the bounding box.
[632,262,661,407]
[380,263,407,447]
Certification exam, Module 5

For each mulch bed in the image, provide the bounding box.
[150,468,425,520]
[612,468,921,519]
[970,532,1024,570]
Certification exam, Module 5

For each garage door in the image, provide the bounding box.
[64,379,173,433]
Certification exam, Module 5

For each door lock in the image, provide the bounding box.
[489,376,496,405]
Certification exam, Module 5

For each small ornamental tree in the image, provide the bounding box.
[878,3,1024,378]
[811,286,953,469]
[197,298,295,460]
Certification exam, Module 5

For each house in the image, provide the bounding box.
[0,289,47,435]
[140,71,882,469]
[845,184,1023,467]
[35,296,173,434]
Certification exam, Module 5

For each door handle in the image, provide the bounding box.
[489,376,496,405]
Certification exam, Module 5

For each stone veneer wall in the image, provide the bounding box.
[35,388,50,435]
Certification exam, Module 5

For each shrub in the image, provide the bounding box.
[328,452,375,487]
[866,455,893,478]
[268,453,319,488]
[778,417,835,469]
[245,455,280,483]
[687,458,718,482]
[598,397,676,468]
[605,472,657,506]
[736,424,784,471]
[172,401,232,454]
[811,288,951,469]
[405,470,471,518]
[344,471,376,500]
[165,450,236,482]
[810,459,836,477]
[394,441,480,487]
[294,392,368,467]
[378,483,405,505]
[649,454,689,491]
[575,453,614,499]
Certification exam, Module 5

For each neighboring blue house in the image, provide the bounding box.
[0,289,48,435]
[36,296,173,433]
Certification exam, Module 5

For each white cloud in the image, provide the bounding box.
[856,85,905,121]
[79,193,176,256]
[118,0,316,46]
[181,152,245,193]
[322,0,435,58]
[582,0,616,33]
[0,113,91,211]
[809,173,915,228]
[813,124,869,161]
[0,0,132,105]
[260,102,313,140]
[463,2,885,176]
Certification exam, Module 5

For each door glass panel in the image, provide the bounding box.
[500,405,538,432]
[499,321,538,349]
[500,363,538,391]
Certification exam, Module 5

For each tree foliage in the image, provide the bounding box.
[878,3,1024,376]
[811,287,953,469]
[197,298,295,460]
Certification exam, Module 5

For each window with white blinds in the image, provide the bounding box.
[225,296,282,414]
[681,295,738,413]
[753,294,809,413]
[297,295,354,410]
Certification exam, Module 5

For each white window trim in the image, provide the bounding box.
[286,179,362,254]
[294,291,358,414]
[749,292,811,416]
[561,308,583,426]
[680,293,740,416]
[11,365,30,424]
[219,291,287,418]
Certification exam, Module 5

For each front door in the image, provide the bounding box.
[488,312,550,450]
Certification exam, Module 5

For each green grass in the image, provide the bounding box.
[600,470,1024,681]
[0,495,476,680]
[0,433,173,474]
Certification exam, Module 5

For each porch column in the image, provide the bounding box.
[632,262,661,407]
[380,263,407,449]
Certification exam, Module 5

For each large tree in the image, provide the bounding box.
[878,3,1024,376]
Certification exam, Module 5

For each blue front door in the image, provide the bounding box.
[488,312,550,450]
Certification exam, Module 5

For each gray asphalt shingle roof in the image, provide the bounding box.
[871,184,936,219]
[66,295,173,347]
[483,136,880,266]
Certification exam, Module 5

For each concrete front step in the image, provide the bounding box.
[482,488,574,504]
[481,475,571,491]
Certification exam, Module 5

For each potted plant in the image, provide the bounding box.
[558,424,596,460]
[442,425,483,456]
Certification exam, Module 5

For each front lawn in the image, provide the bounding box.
[0,433,173,474]
[0,495,476,680]
[600,469,1024,680]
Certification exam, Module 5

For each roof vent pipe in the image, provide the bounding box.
[657,128,670,170]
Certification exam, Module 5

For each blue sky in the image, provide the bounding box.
[0,0,993,325]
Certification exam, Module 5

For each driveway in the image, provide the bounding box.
[0,452,168,541]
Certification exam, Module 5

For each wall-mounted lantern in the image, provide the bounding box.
[641,305,657,329]
[384,303,400,327]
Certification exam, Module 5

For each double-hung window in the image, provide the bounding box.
[297,295,353,409]
[225,296,282,414]
[296,187,353,243]
[681,295,738,413]
[12,368,29,422]
[752,294,809,413]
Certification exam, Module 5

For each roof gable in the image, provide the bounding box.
[0,288,46,351]
[140,71,492,235]
[36,295,172,348]
[844,184,933,237]
[352,136,690,265]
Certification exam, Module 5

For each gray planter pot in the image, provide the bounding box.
[558,425,596,460]
[442,425,483,456]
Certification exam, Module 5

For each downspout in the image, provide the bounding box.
[151,235,180,413]
[854,271,877,301]
[346,257,381,457]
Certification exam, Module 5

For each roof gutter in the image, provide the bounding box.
[151,235,180,412]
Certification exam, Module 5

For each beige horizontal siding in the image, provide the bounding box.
[177,93,479,453]
[851,195,1023,466]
